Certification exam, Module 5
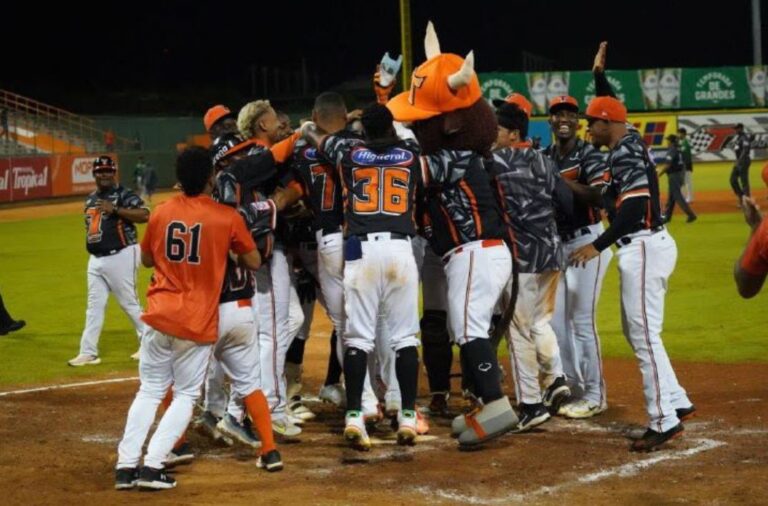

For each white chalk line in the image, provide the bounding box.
[414,438,726,505]
[0,376,138,397]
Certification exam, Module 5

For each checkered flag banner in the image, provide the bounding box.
[688,128,715,154]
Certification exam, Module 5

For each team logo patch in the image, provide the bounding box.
[351,147,413,166]
[303,147,319,161]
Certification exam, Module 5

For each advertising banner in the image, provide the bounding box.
[677,113,768,162]
[50,153,117,197]
[0,157,52,202]
[480,66,768,113]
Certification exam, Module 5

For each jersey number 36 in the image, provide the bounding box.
[352,166,410,215]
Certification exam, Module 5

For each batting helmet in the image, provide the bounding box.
[93,155,116,172]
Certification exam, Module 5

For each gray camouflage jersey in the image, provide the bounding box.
[492,145,563,273]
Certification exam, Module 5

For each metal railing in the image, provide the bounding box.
[0,89,133,154]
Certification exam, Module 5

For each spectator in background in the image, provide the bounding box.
[134,157,147,195]
[0,108,8,142]
[734,196,767,298]
[678,127,694,202]
[658,134,696,223]
[0,288,25,336]
[105,129,116,151]
[142,160,158,203]
[730,123,752,204]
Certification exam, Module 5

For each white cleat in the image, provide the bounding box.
[319,383,346,408]
[561,399,607,419]
[272,418,302,438]
[343,411,372,451]
[396,410,418,446]
[68,354,101,367]
[130,350,140,361]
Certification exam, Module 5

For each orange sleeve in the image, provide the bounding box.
[230,209,257,255]
[270,131,301,164]
[741,218,768,276]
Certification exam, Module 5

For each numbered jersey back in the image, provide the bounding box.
[320,135,421,238]
[140,193,255,343]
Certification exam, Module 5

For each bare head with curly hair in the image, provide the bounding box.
[237,99,281,145]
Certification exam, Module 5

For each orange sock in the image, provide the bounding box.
[161,386,187,450]
[244,390,276,454]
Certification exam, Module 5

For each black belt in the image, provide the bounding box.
[320,226,342,236]
[560,227,592,242]
[615,225,664,249]
[358,232,411,242]
[92,248,123,258]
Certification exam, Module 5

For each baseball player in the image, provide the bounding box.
[114,147,261,490]
[302,103,424,450]
[730,123,753,202]
[204,104,240,139]
[386,29,518,447]
[492,103,569,432]
[287,92,386,422]
[571,95,695,452]
[658,134,697,223]
[68,156,148,367]
[542,95,613,419]
[735,196,768,298]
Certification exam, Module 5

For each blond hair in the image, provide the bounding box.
[237,99,272,139]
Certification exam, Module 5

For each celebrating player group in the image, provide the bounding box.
[84,25,696,491]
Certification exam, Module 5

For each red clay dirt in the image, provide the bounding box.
[0,307,766,506]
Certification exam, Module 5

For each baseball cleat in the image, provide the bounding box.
[272,418,302,439]
[676,405,697,422]
[457,396,518,447]
[384,398,402,419]
[630,423,684,452]
[114,467,139,490]
[396,410,418,446]
[67,354,101,367]
[343,410,372,451]
[130,350,140,360]
[364,404,384,426]
[136,466,176,490]
[256,449,284,472]
[542,376,571,415]
[195,411,232,445]
[288,396,316,421]
[415,410,430,435]
[561,399,607,419]
[514,403,551,433]
[427,392,451,417]
[164,442,195,468]
[217,414,261,448]
[0,320,25,335]
[319,383,346,408]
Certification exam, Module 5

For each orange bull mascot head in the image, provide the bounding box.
[387,22,497,157]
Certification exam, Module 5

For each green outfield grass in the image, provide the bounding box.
[673,160,767,193]
[0,189,766,387]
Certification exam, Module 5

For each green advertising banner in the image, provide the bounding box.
[479,66,768,113]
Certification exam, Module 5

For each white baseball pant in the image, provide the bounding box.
[616,229,691,432]
[551,223,612,406]
[78,244,144,356]
[506,270,561,405]
[116,326,212,470]
[443,241,512,346]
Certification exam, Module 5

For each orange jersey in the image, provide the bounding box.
[140,194,256,343]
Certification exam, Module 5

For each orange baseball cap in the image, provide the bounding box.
[492,93,533,118]
[585,96,627,123]
[549,95,579,113]
[387,53,482,122]
[204,105,235,132]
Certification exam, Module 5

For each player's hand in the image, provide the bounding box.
[295,268,318,304]
[593,41,607,73]
[347,109,363,122]
[570,243,600,268]
[96,199,116,215]
[742,196,764,232]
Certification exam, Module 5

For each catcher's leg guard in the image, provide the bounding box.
[456,396,518,448]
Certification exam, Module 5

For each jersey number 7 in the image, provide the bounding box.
[166,221,202,264]
[352,166,410,215]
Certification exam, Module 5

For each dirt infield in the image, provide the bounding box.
[0,309,766,505]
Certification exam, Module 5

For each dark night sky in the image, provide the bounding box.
[3,0,766,113]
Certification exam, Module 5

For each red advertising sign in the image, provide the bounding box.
[0,157,52,202]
